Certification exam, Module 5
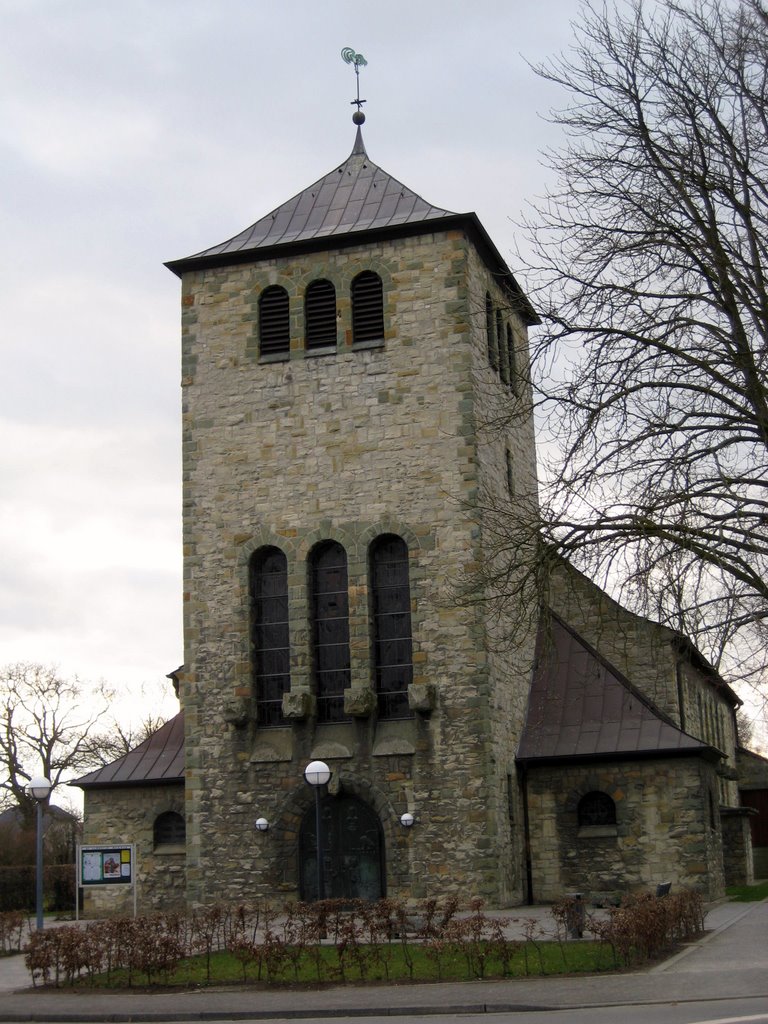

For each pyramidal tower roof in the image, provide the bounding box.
[166,127,455,271]
[165,124,538,324]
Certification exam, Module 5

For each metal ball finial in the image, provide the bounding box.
[352,110,366,126]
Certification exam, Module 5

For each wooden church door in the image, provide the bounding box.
[299,794,384,901]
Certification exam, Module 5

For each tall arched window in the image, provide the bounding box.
[259,286,290,357]
[351,271,384,344]
[485,293,497,370]
[310,541,351,722]
[496,309,508,383]
[506,323,518,394]
[305,279,337,349]
[250,546,290,726]
[370,535,413,719]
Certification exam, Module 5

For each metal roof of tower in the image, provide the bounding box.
[165,127,539,324]
[190,127,454,256]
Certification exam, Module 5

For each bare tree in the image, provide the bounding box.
[0,663,113,826]
[508,0,768,691]
[91,714,168,765]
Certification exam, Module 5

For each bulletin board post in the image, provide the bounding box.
[76,844,137,919]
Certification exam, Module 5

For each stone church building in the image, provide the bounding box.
[76,120,755,914]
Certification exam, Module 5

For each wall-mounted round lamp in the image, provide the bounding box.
[255,817,269,832]
[400,812,415,828]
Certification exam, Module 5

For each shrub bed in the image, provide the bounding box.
[22,890,706,988]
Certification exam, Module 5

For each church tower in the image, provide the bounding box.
[165,109,540,908]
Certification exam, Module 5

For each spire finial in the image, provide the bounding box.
[341,48,368,126]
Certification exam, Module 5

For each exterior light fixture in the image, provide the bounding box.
[400,812,415,828]
[27,775,52,930]
[255,817,269,832]
[303,760,332,787]
[303,760,332,900]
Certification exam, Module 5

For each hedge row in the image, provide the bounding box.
[23,890,706,988]
[0,865,75,914]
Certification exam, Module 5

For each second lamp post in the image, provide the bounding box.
[303,759,332,900]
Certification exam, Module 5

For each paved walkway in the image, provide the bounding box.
[0,899,765,1021]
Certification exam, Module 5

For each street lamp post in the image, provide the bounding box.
[303,760,331,901]
[27,775,52,931]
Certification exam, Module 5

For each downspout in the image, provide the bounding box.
[519,763,534,905]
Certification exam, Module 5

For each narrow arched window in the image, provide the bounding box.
[577,791,616,827]
[154,811,185,847]
[250,546,290,727]
[371,535,413,720]
[496,309,508,383]
[506,323,518,394]
[351,271,384,344]
[259,286,290,356]
[305,279,337,349]
[310,542,351,723]
[485,293,497,370]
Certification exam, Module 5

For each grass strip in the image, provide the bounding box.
[726,881,768,902]
[80,940,620,989]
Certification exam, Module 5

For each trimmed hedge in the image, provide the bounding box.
[22,890,707,988]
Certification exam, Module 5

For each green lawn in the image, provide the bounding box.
[82,939,621,989]
[726,880,768,902]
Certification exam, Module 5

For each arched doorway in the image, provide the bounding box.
[299,793,385,901]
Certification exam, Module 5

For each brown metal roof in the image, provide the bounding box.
[164,127,539,325]
[73,713,184,789]
[167,128,453,270]
[517,614,715,764]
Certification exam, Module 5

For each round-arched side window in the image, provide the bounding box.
[154,811,186,847]
[577,791,616,827]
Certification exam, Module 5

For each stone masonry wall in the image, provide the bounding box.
[177,228,538,909]
[81,785,185,917]
[465,245,540,903]
[525,757,725,904]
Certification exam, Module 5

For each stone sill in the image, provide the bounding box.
[304,345,338,358]
[577,825,618,839]
[153,844,186,856]
[351,339,385,352]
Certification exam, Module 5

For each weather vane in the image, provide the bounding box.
[341,47,367,125]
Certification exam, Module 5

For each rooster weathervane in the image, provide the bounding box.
[341,48,368,125]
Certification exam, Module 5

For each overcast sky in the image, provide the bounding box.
[0,0,589,729]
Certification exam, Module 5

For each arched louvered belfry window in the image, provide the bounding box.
[250,546,290,727]
[577,791,617,827]
[310,541,351,723]
[485,293,497,369]
[351,271,384,344]
[305,279,337,349]
[370,534,413,720]
[154,811,186,847]
[496,309,509,383]
[259,286,290,357]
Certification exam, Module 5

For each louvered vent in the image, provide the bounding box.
[352,271,384,344]
[305,279,337,349]
[259,286,290,356]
